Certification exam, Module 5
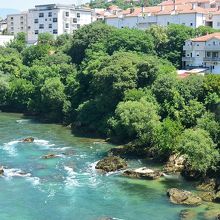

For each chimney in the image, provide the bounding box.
[173,0,177,10]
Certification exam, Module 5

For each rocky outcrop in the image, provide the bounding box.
[21,137,34,143]
[164,154,185,173]
[41,153,58,159]
[123,167,162,180]
[167,188,202,206]
[179,209,197,220]
[0,166,4,175]
[95,156,127,172]
[196,178,220,202]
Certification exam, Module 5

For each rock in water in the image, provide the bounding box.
[167,188,202,206]
[21,137,34,143]
[179,209,197,220]
[164,154,185,173]
[123,167,162,180]
[197,178,217,192]
[0,166,4,175]
[41,153,58,159]
[95,156,127,172]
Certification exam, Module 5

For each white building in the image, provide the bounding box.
[105,4,207,29]
[27,4,92,43]
[7,4,92,44]
[7,12,28,36]
[182,33,220,74]
[0,35,14,46]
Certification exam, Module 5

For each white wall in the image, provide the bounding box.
[0,35,14,46]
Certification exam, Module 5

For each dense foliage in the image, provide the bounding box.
[0,23,220,175]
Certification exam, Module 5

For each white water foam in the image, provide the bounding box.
[2,168,40,186]
[2,140,20,156]
[64,166,80,188]
[34,139,55,149]
[16,119,31,124]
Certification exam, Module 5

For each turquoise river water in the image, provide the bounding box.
[0,113,219,220]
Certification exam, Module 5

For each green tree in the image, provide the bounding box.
[177,128,219,173]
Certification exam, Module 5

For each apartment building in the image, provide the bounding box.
[105,4,207,29]
[27,4,92,43]
[7,12,27,36]
[182,33,220,74]
[0,19,7,34]
[7,4,92,43]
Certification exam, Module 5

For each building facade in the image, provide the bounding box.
[7,12,28,36]
[182,33,220,74]
[7,4,92,43]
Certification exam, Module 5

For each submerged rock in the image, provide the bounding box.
[179,209,197,220]
[203,209,220,220]
[123,167,162,180]
[164,154,185,173]
[21,137,34,143]
[95,156,127,172]
[0,166,4,175]
[41,153,58,159]
[198,191,216,202]
[167,188,202,206]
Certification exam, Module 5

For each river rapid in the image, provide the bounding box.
[0,113,219,220]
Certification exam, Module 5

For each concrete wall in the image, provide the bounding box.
[0,35,14,46]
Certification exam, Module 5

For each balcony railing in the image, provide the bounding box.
[203,57,220,61]
[205,46,220,50]
[182,57,195,61]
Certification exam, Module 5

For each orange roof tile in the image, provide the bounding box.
[191,32,220,41]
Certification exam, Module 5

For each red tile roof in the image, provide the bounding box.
[191,32,220,41]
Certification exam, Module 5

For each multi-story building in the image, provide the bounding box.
[105,4,207,29]
[7,12,28,36]
[6,4,92,43]
[27,4,92,43]
[182,33,220,74]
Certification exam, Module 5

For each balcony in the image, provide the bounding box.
[182,57,195,61]
[205,46,220,50]
[203,57,220,61]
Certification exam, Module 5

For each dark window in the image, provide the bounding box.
[39,24,44,29]
[48,12,52,17]
[11,17,13,20]
[53,18,57,22]
[77,13,80,18]
[34,19,38,23]
[35,30,39,34]
[39,13,44,17]
[49,24,52,28]
[53,29,58,34]
[77,24,80,29]
[65,23,69,28]
[190,23,193,26]
[73,18,77,23]
[65,12,69,17]
[20,22,24,25]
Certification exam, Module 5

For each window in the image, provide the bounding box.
[11,22,14,25]
[65,12,69,17]
[11,27,14,30]
[11,17,13,20]
[35,30,39,34]
[65,23,69,28]
[48,12,52,17]
[45,19,47,21]
[207,52,211,57]
[197,44,199,46]
[73,18,77,23]
[196,53,200,57]
[167,22,170,25]
[39,13,44,17]
[20,22,24,25]
[77,13,80,18]
[77,24,80,29]
[213,41,216,45]
[21,27,24,30]
[49,24,52,28]
[34,19,38,23]
[39,24,44,29]
[53,29,58,34]
[53,18,57,22]
[190,23,193,26]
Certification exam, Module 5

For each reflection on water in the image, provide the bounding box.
[0,112,220,220]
